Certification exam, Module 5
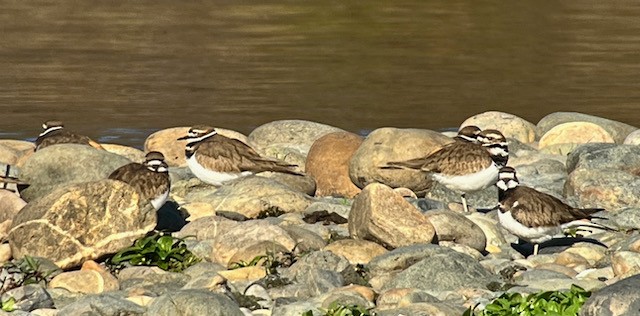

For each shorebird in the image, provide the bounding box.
[496,166,611,255]
[178,125,303,186]
[383,129,508,212]
[35,120,103,151]
[109,151,170,210]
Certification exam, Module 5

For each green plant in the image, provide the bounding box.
[1,297,15,312]
[106,232,201,272]
[0,256,59,293]
[303,301,374,316]
[228,255,267,270]
[464,285,591,316]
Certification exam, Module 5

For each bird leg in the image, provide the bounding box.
[461,193,469,213]
[533,243,540,256]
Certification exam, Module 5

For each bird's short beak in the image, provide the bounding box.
[177,136,188,140]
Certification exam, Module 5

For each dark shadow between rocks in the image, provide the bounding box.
[511,237,607,257]
[155,201,188,232]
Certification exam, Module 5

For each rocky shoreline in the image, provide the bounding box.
[1,111,640,315]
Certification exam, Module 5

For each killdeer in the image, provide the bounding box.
[454,125,481,144]
[496,166,611,255]
[178,125,303,186]
[383,129,508,212]
[109,151,170,210]
[477,129,509,168]
[35,120,103,151]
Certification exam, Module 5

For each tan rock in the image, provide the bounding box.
[562,244,606,266]
[186,176,312,218]
[538,111,637,144]
[555,252,590,268]
[212,220,296,266]
[349,128,451,195]
[0,243,11,263]
[182,273,227,291]
[565,168,640,211]
[174,216,238,242]
[465,213,508,250]
[0,144,20,165]
[623,129,640,145]
[0,140,36,153]
[0,191,26,240]
[460,111,538,143]
[29,309,58,316]
[218,266,267,281]
[539,122,614,149]
[348,183,436,248]
[227,241,289,268]
[612,251,640,278]
[331,284,376,303]
[537,263,578,278]
[81,260,119,291]
[306,131,363,198]
[424,210,486,252]
[49,270,109,294]
[144,127,247,167]
[126,295,155,307]
[181,202,216,221]
[323,239,388,265]
[8,180,157,269]
[101,143,146,163]
[247,120,344,155]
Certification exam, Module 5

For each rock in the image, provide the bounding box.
[0,284,53,312]
[580,274,640,316]
[8,180,156,269]
[565,168,640,211]
[349,128,451,195]
[19,144,131,201]
[49,270,116,294]
[56,294,146,315]
[145,289,244,316]
[272,299,321,316]
[539,122,615,149]
[323,239,388,265]
[119,272,190,297]
[566,144,640,174]
[80,260,119,290]
[247,120,344,156]
[100,143,145,163]
[257,172,316,196]
[466,213,508,251]
[0,143,20,165]
[376,288,440,309]
[423,210,487,252]
[185,176,312,218]
[376,302,466,316]
[612,251,640,278]
[0,244,11,263]
[227,240,289,268]
[218,266,267,282]
[321,290,373,309]
[0,190,26,241]
[425,181,499,211]
[460,111,538,143]
[0,140,35,155]
[285,251,351,280]
[381,247,498,296]
[348,183,436,249]
[212,220,296,266]
[144,126,248,167]
[509,158,567,197]
[181,202,217,221]
[256,144,308,171]
[537,112,637,144]
[623,129,640,145]
[174,216,238,241]
[305,131,363,198]
[281,225,327,252]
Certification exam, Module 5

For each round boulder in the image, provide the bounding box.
[581,274,640,316]
[423,210,487,252]
[623,129,640,145]
[566,143,640,175]
[565,168,640,211]
[19,144,131,201]
[349,128,451,195]
[144,126,248,167]
[8,180,157,269]
[538,112,637,144]
[539,122,614,149]
[460,111,537,143]
[100,143,145,163]
[306,131,363,198]
[247,119,344,156]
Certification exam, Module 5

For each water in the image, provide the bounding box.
[2,1,640,147]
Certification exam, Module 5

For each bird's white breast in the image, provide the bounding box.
[151,190,170,210]
[497,209,560,244]
[186,155,252,186]
[432,163,499,192]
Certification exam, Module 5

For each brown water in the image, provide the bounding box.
[2,1,640,147]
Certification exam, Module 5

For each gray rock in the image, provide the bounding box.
[247,120,344,156]
[20,144,131,201]
[407,198,447,212]
[581,274,640,316]
[174,215,238,241]
[422,210,487,252]
[57,293,146,315]
[512,159,567,198]
[537,112,637,144]
[348,183,436,249]
[513,269,571,283]
[285,251,351,280]
[295,269,344,297]
[272,299,321,316]
[368,244,448,275]
[185,176,312,218]
[119,272,190,297]
[258,172,316,196]
[611,208,640,231]
[349,127,452,194]
[8,180,156,269]
[565,168,640,211]
[321,291,373,309]
[280,226,327,252]
[375,302,466,316]
[461,111,538,143]
[0,284,53,312]
[567,143,640,174]
[380,247,499,295]
[145,289,244,316]
[426,182,498,210]
[182,262,227,279]
[304,200,352,220]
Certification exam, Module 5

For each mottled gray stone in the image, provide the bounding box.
[566,143,640,174]
[56,294,146,315]
[0,284,53,312]
[145,289,244,316]
[248,120,344,156]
